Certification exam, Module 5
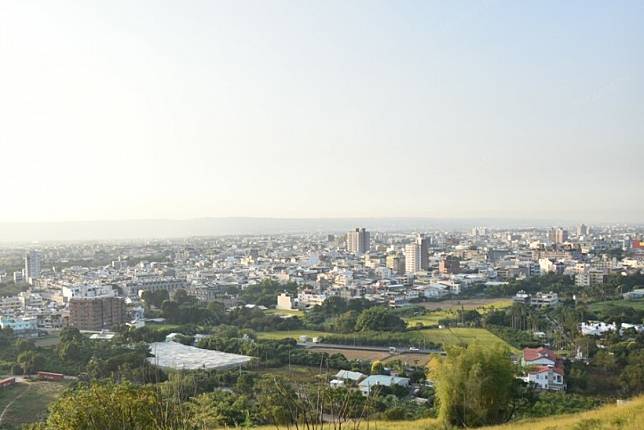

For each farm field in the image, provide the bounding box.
[417,327,519,353]
[384,353,432,367]
[309,347,391,361]
[0,380,69,429]
[405,299,512,328]
[257,365,332,384]
[418,298,512,311]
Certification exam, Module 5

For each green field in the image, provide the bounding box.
[405,299,513,328]
[257,330,331,340]
[0,381,69,429]
[145,322,184,331]
[264,308,303,317]
[590,299,644,312]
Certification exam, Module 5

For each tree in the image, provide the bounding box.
[173,288,191,305]
[42,382,192,429]
[161,300,180,322]
[355,307,406,332]
[331,311,358,333]
[371,360,385,375]
[431,343,528,427]
[16,350,44,375]
[141,289,169,309]
[188,391,253,427]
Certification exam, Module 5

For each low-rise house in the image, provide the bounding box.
[358,375,410,396]
[525,365,565,391]
[521,347,565,391]
[334,370,366,383]
[522,347,558,367]
[580,321,617,336]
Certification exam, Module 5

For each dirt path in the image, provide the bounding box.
[0,383,32,427]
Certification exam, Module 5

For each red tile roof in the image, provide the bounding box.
[530,365,564,376]
[523,347,557,362]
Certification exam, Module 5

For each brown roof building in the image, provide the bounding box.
[69,296,127,331]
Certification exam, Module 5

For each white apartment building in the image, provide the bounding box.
[405,243,421,274]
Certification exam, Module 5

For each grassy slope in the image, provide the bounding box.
[0,381,69,430]
[241,395,644,430]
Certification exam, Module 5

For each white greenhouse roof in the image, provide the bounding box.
[147,341,253,370]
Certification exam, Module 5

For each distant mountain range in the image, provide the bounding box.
[0,217,584,243]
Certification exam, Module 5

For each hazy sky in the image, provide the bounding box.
[1,0,643,223]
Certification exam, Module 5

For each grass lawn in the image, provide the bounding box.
[0,381,69,429]
[145,322,184,331]
[34,334,61,348]
[590,299,644,312]
[418,327,519,353]
[257,330,331,340]
[264,308,303,317]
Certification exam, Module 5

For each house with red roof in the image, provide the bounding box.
[521,347,566,391]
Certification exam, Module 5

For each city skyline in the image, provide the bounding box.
[1,1,643,223]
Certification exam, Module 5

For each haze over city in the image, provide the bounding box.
[2,2,644,430]
[1,0,643,226]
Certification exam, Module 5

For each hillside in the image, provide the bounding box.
[243,395,644,430]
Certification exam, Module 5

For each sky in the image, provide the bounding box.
[0,0,643,224]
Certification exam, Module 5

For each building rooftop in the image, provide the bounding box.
[147,341,253,370]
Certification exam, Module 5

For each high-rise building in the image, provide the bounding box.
[405,243,421,274]
[549,228,568,244]
[386,253,406,275]
[69,296,127,331]
[346,228,370,254]
[416,234,430,271]
[24,250,42,284]
[439,255,460,274]
[577,224,589,237]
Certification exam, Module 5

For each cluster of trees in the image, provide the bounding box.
[0,327,156,382]
[323,331,439,349]
[239,279,298,307]
[567,330,644,396]
[305,298,407,334]
[28,368,431,429]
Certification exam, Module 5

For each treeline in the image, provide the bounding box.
[323,331,440,349]
[196,325,372,372]
[0,327,156,382]
[27,369,432,429]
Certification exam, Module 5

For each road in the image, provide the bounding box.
[299,341,444,355]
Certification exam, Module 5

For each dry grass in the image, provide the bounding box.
[309,347,391,361]
[239,395,644,430]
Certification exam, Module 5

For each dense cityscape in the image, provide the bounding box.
[0,224,643,428]
[2,0,643,428]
